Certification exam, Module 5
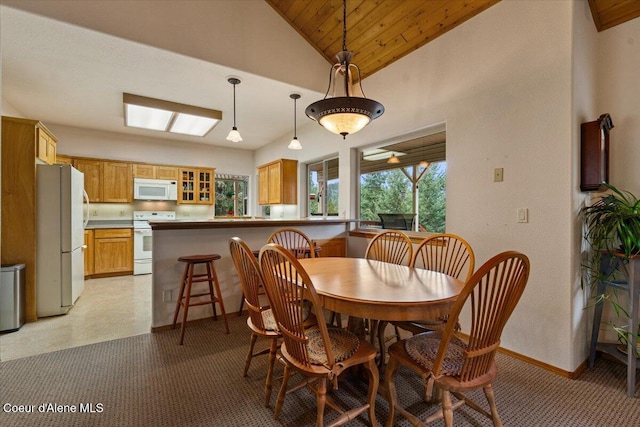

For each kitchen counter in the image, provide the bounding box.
[149,217,357,230]
[85,220,134,229]
[150,218,355,329]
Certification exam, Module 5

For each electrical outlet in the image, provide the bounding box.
[494,168,504,182]
[92,210,98,216]
[163,290,172,302]
[119,210,125,217]
[184,212,190,217]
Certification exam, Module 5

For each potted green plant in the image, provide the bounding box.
[581,183,640,354]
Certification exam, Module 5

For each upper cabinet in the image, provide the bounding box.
[73,159,132,203]
[132,163,179,180]
[258,159,298,205]
[178,167,214,204]
[36,127,57,165]
[102,161,132,203]
[55,154,73,165]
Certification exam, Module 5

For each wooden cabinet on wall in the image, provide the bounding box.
[132,164,179,180]
[1,116,60,322]
[55,154,73,165]
[84,229,95,277]
[73,159,133,203]
[102,161,133,203]
[92,228,133,276]
[178,167,214,204]
[257,159,298,205]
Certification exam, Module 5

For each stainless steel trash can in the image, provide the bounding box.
[0,264,26,333]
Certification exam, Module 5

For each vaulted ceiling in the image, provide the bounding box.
[268,0,640,79]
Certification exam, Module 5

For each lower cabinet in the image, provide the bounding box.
[87,228,133,277]
[314,238,347,257]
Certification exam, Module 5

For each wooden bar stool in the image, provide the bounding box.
[173,254,230,345]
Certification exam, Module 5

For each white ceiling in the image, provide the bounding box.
[1,5,327,151]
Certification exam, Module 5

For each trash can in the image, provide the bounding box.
[0,264,26,333]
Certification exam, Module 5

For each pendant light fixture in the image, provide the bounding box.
[288,93,302,150]
[226,77,242,142]
[387,153,401,165]
[305,0,384,139]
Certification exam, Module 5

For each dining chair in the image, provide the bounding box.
[364,230,413,357]
[259,243,379,427]
[384,251,530,427]
[267,227,317,259]
[364,230,413,265]
[377,234,475,366]
[229,237,280,408]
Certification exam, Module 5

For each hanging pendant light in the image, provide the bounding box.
[387,153,400,164]
[288,93,302,150]
[305,0,384,139]
[226,77,242,142]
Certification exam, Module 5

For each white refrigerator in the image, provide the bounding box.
[36,164,87,317]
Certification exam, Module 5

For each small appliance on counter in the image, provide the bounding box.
[133,211,176,275]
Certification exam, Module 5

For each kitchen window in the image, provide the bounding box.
[215,174,248,217]
[307,157,339,217]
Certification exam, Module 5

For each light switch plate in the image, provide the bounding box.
[517,208,528,223]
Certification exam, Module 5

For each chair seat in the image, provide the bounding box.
[306,327,360,365]
[178,254,222,263]
[403,332,468,376]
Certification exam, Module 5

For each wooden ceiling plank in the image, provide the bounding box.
[298,0,338,38]
[323,0,420,59]
[351,0,449,69]
[347,0,442,61]
[292,0,330,30]
[315,0,379,55]
[598,0,640,31]
[358,0,499,78]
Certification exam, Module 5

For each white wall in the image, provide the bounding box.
[598,18,640,194]
[259,0,578,371]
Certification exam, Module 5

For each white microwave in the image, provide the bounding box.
[134,178,178,201]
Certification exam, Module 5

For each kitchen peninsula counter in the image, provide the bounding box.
[150,218,355,330]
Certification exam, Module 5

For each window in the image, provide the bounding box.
[358,131,446,232]
[215,174,248,216]
[308,157,339,216]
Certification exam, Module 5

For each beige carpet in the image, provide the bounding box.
[0,314,638,426]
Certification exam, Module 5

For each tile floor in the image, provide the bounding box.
[0,274,151,361]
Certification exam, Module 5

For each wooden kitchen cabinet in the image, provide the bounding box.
[93,228,133,275]
[102,161,132,203]
[36,126,57,165]
[73,159,102,202]
[84,229,94,277]
[257,159,297,205]
[55,154,73,165]
[73,159,132,203]
[178,167,214,204]
[1,116,61,321]
[132,163,179,180]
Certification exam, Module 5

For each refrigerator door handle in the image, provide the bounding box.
[83,189,90,228]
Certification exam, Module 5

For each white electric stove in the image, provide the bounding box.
[133,211,175,275]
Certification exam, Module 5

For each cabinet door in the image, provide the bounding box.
[46,138,57,165]
[268,162,282,204]
[258,166,269,205]
[37,129,49,164]
[179,168,197,204]
[73,159,102,202]
[55,154,73,165]
[155,166,179,180]
[132,164,155,179]
[197,169,213,204]
[102,161,133,203]
[84,229,94,277]
[93,229,133,274]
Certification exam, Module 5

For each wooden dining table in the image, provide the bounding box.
[297,257,464,324]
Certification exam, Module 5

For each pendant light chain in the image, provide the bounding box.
[293,96,297,139]
[342,0,347,52]
[232,83,237,128]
